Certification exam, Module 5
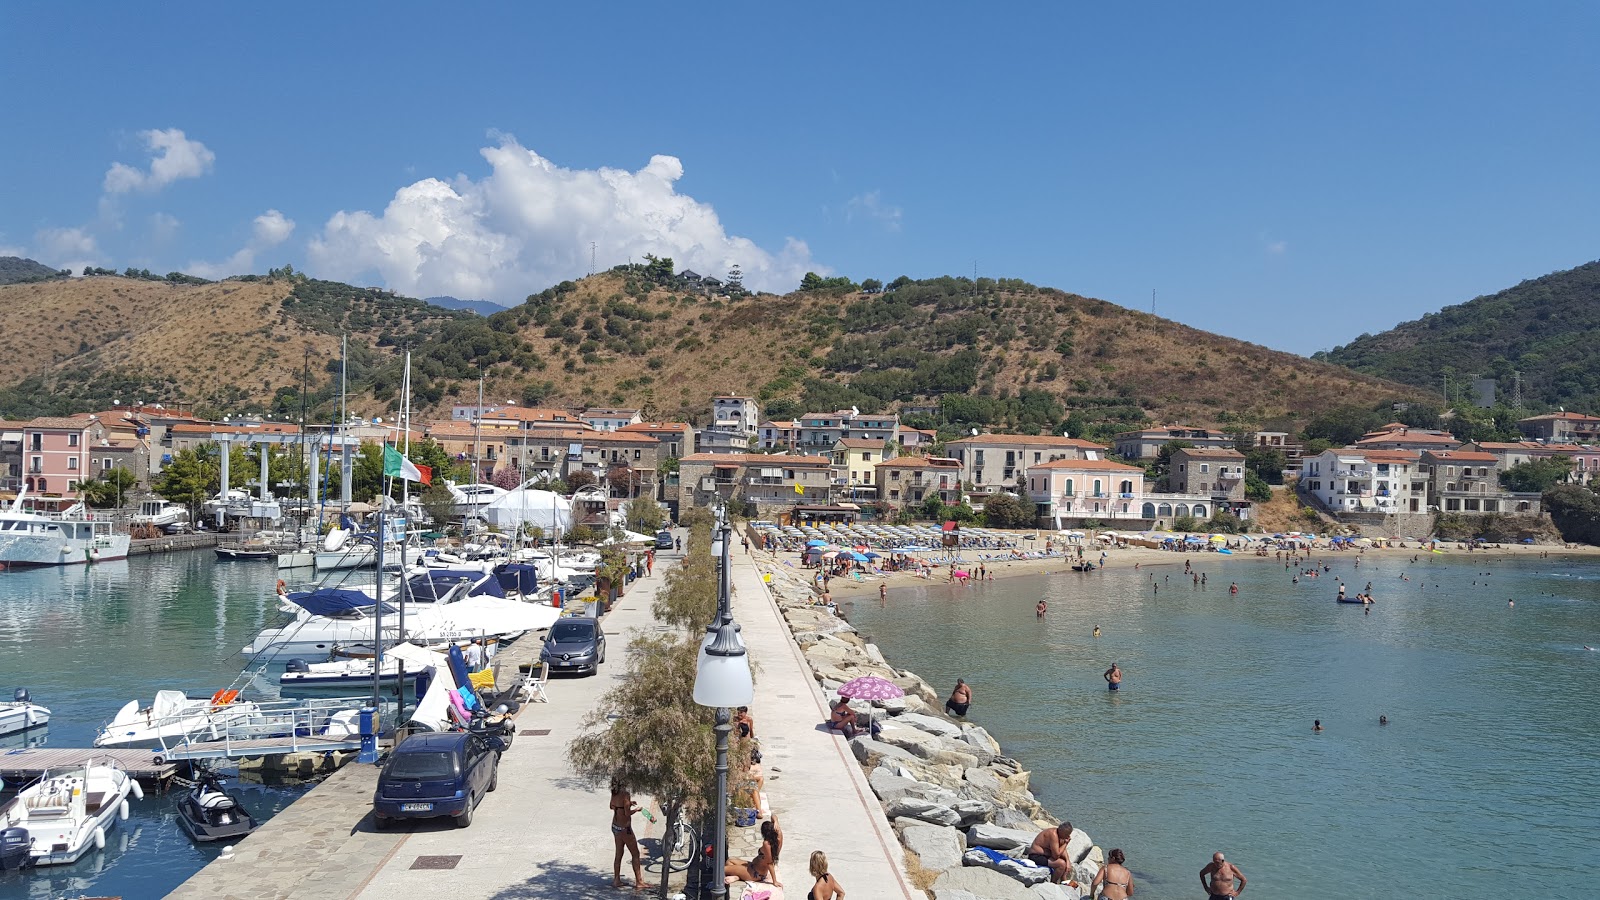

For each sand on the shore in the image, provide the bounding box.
[772,536,1600,597]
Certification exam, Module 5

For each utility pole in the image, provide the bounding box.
[589,241,596,277]
[1152,289,1156,315]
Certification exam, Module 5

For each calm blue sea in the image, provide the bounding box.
[0,552,317,900]
[844,551,1600,900]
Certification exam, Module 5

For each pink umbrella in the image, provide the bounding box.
[837,675,905,733]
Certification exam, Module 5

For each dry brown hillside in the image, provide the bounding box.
[0,270,1434,434]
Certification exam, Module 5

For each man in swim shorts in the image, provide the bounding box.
[1104,663,1121,691]
[945,678,971,717]
[1026,822,1075,883]
[1200,851,1246,898]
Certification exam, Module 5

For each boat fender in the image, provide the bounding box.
[92,826,105,851]
[130,780,144,800]
[151,756,163,767]
[119,799,129,821]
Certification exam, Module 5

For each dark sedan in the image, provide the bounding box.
[373,731,500,829]
[540,616,606,675]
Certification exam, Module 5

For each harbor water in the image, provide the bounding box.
[844,551,1600,899]
[0,552,323,900]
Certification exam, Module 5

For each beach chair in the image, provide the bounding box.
[516,662,549,703]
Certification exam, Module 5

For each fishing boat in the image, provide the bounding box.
[92,690,260,750]
[0,689,49,737]
[175,771,258,843]
[0,760,142,869]
[0,488,130,567]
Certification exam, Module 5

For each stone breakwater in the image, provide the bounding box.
[754,558,1105,900]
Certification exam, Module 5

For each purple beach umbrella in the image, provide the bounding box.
[837,675,905,732]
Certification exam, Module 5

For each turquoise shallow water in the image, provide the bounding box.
[843,551,1600,899]
[0,553,315,899]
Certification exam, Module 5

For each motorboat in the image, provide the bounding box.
[279,654,421,690]
[131,498,189,532]
[0,488,130,567]
[92,690,260,750]
[315,525,424,571]
[0,760,142,869]
[0,688,49,737]
[175,771,259,843]
[216,544,278,561]
[448,482,507,521]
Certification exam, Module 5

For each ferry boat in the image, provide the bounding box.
[0,489,130,567]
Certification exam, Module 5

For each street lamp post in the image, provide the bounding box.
[693,501,752,900]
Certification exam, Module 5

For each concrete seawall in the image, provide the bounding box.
[130,533,220,555]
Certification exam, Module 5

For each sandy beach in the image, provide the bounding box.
[770,533,1600,598]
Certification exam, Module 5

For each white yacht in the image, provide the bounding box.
[0,761,141,867]
[131,498,188,531]
[0,689,49,737]
[92,690,260,750]
[448,482,506,520]
[0,489,129,567]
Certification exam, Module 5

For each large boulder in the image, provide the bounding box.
[867,767,925,804]
[933,891,981,900]
[966,823,1037,853]
[892,672,940,705]
[960,847,1053,886]
[951,797,995,826]
[992,807,1037,831]
[898,712,963,738]
[1064,828,1093,864]
[884,796,963,827]
[931,866,1039,900]
[1029,883,1082,900]
[877,724,944,757]
[848,736,913,766]
[964,767,1003,798]
[961,723,1002,754]
[901,823,966,873]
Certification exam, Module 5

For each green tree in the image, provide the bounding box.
[624,496,666,533]
[154,446,221,524]
[81,466,139,508]
[861,278,883,293]
[1244,447,1287,485]
[1244,471,1273,502]
[1543,483,1600,545]
[981,492,1034,529]
[1499,457,1573,493]
[1151,440,1194,489]
[1171,514,1199,533]
[420,480,457,529]
[1203,511,1244,533]
[1303,406,1384,446]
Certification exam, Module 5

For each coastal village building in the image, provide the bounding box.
[1461,440,1600,486]
[450,405,579,427]
[22,416,110,497]
[945,434,1107,491]
[830,438,891,498]
[1113,425,1236,460]
[616,422,694,461]
[757,420,800,450]
[874,456,961,507]
[896,425,939,450]
[1353,424,1460,452]
[1169,447,1247,500]
[0,421,25,492]
[579,408,642,433]
[1250,430,1304,463]
[794,410,900,451]
[711,396,761,436]
[503,427,597,483]
[581,431,661,502]
[1024,458,1151,527]
[1418,449,1542,516]
[675,452,832,512]
[425,420,519,479]
[1299,448,1425,515]
[1516,411,1600,444]
[695,427,752,453]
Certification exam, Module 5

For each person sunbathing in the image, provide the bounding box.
[828,698,859,738]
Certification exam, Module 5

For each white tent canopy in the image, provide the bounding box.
[483,488,572,531]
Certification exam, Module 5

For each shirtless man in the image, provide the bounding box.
[879,583,888,605]
[1026,822,1076,884]
[1200,851,1246,898]
[1036,600,1048,618]
[609,780,651,891]
[945,678,972,717]
[1104,663,1122,691]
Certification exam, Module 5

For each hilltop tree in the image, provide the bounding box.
[726,264,743,293]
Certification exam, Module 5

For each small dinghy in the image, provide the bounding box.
[175,771,258,843]
[0,688,49,737]
[0,760,141,869]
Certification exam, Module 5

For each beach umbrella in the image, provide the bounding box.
[806,539,828,547]
[837,674,905,732]
[821,551,839,559]
[1209,535,1227,542]
[846,550,870,562]
[864,551,881,559]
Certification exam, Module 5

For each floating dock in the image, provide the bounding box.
[0,747,178,784]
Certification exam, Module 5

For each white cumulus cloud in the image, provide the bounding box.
[846,190,902,232]
[307,135,820,300]
[103,128,216,194]
[187,209,296,279]
[34,226,100,273]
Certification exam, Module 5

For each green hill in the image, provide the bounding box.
[1317,260,1600,411]
[0,255,68,285]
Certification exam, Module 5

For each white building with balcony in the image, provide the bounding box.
[1299,448,1424,514]
[948,434,1109,492]
[1026,458,1147,527]
[711,396,761,436]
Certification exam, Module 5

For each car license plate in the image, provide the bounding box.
[401,802,432,812]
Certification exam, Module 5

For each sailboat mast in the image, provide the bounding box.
[370,500,385,707]
[472,373,484,484]
[401,350,412,508]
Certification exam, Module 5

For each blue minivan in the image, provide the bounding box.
[373,731,501,829]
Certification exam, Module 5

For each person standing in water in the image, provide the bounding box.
[1036,599,1048,618]
[1200,852,1247,898]
[1104,663,1122,691]
[1093,625,1101,638]
[945,678,972,717]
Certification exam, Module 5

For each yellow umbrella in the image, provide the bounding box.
[1209,534,1228,542]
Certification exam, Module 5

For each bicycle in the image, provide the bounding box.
[663,816,701,873]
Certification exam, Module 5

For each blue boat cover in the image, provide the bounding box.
[447,644,475,705]
[493,563,539,594]
[405,569,505,602]
[289,588,394,616]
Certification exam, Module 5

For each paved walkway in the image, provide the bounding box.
[172,535,918,899]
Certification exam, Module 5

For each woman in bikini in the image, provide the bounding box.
[1091,847,1134,898]
[807,850,845,899]
[724,828,778,887]
[609,780,651,891]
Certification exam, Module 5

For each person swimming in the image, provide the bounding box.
[1379,715,1388,725]
[1313,720,1323,732]
[1093,625,1101,638]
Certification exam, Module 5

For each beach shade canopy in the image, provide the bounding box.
[864,551,881,559]
[845,550,870,562]
[806,539,829,547]
[1210,534,1228,542]
[837,675,905,701]
[821,551,839,559]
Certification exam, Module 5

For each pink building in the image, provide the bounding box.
[22,416,108,498]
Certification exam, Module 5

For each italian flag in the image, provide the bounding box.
[383,444,431,484]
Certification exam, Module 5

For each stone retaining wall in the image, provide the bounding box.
[754,557,1104,900]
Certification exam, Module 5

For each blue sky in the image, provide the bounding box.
[2,2,1595,355]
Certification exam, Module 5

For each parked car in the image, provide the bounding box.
[372,730,502,829]
[540,616,606,675]
[655,529,675,550]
